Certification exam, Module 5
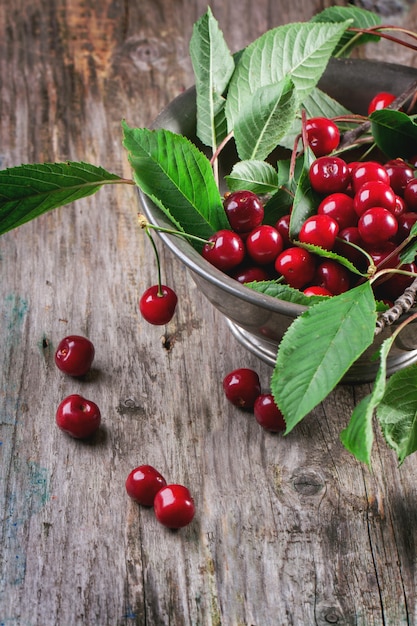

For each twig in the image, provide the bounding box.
[375,276,417,335]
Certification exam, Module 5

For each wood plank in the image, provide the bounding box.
[1,1,417,624]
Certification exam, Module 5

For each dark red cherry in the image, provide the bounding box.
[223,190,264,234]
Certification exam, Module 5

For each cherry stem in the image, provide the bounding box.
[145,229,163,296]
[138,213,213,247]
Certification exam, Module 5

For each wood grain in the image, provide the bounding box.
[1,1,417,625]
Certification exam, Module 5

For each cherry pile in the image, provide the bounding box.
[54,334,195,529]
[201,117,417,305]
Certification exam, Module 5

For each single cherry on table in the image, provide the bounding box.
[153,484,195,529]
[55,335,95,377]
[56,394,101,439]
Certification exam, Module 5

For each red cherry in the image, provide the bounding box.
[125,465,167,506]
[202,229,245,271]
[275,247,316,289]
[368,91,396,114]
[309,156,350,194]
[153,484,195,529]
[305,117,340,156]
[303,285,333,297]
[395,212,417,242]
[353,180,396,217]
[314,259,351,295]
[334,226,366,268]
[139,285,178,325]
[246,225,283,264]
[298,214,339,250]
[54,335,95,377]
[223,368,261,409]
[317,193,357,230]
[231,265,270,284]
[275,214,292,247]
[404,179,417,211]
[223,190,264,234]
[351,161,390,193]
[56,394,101,439]
[384,159,415,196]
[358,207,398,245]
[377,262,417,301]
[253,394,286,432]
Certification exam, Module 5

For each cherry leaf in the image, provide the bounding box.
[311,5,381,56]
[289,146,321,239]
[370,109,417,160]
[189,7,235,150]
[271,281,377,433]
[0,161,124,236]
[377,364,417,464]
[233,77,298,161]
[225,20,352,132]
[225,160,279,194]
[247,281,329,306]
[122,123,228,241]
[340,337,393,465]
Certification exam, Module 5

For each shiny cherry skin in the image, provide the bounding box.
[377,262,417,301]
[367,91,396,114]
[153,484,195,529]
[254,394,286,432]
[350,161,390,193]
[125,465,167,506]
[139,285,178,325]
[246,225,283,265]
[275,214,292,247]
[231,264,270,284]
[317,193,357,230]
[305,117,340,156]
[395,212,417,243]
[303,285,333,297]
[275,247,316,289]
[334,226,366,269]
[309,156,350,194]
[56,394,101,439]
[384,159,415,196]
[223,368,261,409]
[223,190,264,234]
[404,179,417,211]
[298,214,339,250]
[314,259,351,295]
[202,229,245,271]
[358,207,398,245]
[353,180,396,217]
[55,335,95,377]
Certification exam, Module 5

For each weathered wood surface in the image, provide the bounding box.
[1,1,417,625]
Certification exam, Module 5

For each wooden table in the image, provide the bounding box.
[2,1,417,624]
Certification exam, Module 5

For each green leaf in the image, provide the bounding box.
[122,123,228,242]
[311,5,381,57]
[233,77,298,161]
[289,146,320,239]
[296,242,367,277]
[225,160,279,194]
[340,336,394,465]
[225,20,352,132]
[262,188,294,225]
[247,280,329,305]
[0,161,123,236]
[370,109,417,160]
[271,282,377,433]
[377,364,417,464]
[189,7,235,149]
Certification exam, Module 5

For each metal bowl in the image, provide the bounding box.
[140,58,417,383]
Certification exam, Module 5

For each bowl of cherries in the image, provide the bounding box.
[127,8,417,463]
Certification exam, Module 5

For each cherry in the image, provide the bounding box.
[139,285,178,325]
[314,259,351,295]
[246,225,283,265]
[367,91,396,114]
[56,394,101,439]
[125,465,167,506]
[275,214,292,247]
[353,180,396,216]
[153,484,195,529]
[404,179,417,211]
[395,212,417,242]
[223,368,261,409]
[55,335,95,377]
[223,190,264,234]
[253,394,286,432]
[335,225,366,264]
[305,117,340,156]
[309,156,350,194]
[384,159,414,196]
[303,285,332,297]
[376,262,417,301]
[231,264,270,284]
[298,214,339,250]
[275,247,316,289]
[350,161,390,193]
[358,207,398,245]
[317,193,357,230]
[202,229,245,271]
